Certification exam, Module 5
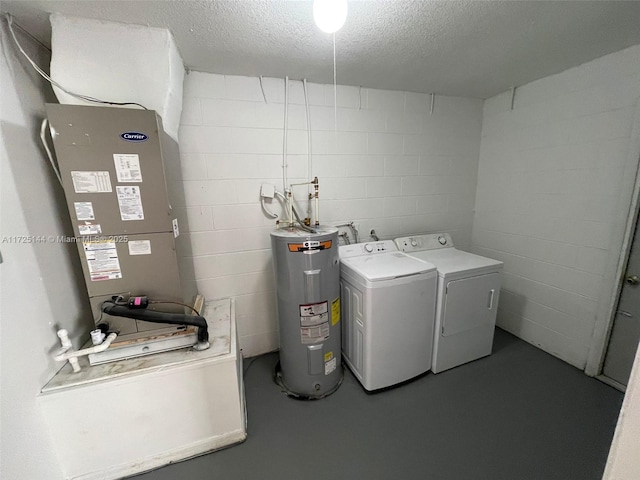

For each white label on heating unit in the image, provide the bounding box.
[116,186,145,221]
[74,201,95,220]
[83,241,121,281]
[71,171,112,193]
[128,240,151,256]
[78,224,101,235]
[113,154,142,182]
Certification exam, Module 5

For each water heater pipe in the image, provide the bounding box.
[273,190,314,232]
[314,177,320,226]
[302,79,313,219]
[289,179,321,230]
[287,189,294,227]
[335,221,359,244]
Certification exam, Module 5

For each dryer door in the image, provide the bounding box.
[442,273,500,336]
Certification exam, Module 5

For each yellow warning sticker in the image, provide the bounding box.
[324,351,334,362]
[331,298,340,325]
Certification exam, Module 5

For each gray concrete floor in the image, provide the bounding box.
[133,329,623,480]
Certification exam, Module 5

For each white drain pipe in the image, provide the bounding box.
[54,329,118,372]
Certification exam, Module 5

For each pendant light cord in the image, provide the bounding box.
[333,33,338,137]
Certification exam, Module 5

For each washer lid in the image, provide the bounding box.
[406,248,503,277]
[340,252,436,281]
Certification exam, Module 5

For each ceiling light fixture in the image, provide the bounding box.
[313,0,348,34]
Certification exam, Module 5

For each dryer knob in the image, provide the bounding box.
[364,243,374,253]
[438,235,447,245]
[411,239,418,247]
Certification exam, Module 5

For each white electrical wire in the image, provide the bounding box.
[282,76,289,192]
[8,16,50,52]
[4,13,147,110]
[260,196,278,219]
[302,78,313,219]
[259,76,267,103]
[333,33,338,137]
[40,119,63,186]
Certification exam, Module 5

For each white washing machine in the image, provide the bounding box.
[395,233,503,374]
[339,240,437,391]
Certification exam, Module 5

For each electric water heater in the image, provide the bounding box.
[271,227,342,398]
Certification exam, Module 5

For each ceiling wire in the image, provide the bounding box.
[3,13,148,110]
[259,75,267,103]
[2,14,51,52]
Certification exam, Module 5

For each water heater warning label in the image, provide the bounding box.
[324,351,336,375]
[299,301,330,344]
[325,357,337,375]
[331,298,340,325]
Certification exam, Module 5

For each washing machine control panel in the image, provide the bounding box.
[339,240,398,259]
[394,233,454,252]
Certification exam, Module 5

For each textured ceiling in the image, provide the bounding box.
[3,0,640,99]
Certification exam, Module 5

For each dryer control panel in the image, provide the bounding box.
[394,233,454,252]
[339,240,398,259]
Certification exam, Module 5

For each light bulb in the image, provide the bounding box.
[313,0,348,34]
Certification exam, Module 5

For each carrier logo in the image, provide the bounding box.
[120,132,148,142]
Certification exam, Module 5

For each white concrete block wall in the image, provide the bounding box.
[179,73,483,356]
[472,45,640,369]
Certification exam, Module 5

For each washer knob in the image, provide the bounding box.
[410,239,418,247]
[438,235,447,245]
[364,243,373,253]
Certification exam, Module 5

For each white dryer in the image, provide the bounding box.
[339,240,437,391]
[395,234,503,373]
